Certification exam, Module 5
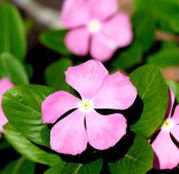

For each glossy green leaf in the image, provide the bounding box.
[2,85,55,147]
[109,136,153,174]
[44,159,102,174]
[43,162,65,174]
[39,29,71,56]
[0,53,29,85]
[3,124,61,166]
[61,159,102,174]
[45,58,72,91]
[168,81,179,104]
[0,3,26,62]
[147,48,179,67]
[0,157,35,174]
[130,65,168,137]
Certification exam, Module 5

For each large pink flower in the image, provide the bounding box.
[0,78,14,132]
[42,60,137,155]
[61,0,133,62]
[151,90,179,169]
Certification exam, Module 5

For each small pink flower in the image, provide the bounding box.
[42,60,137,155]
[61,0,133,62]
[151,90,179,169]
[0,78,14,132]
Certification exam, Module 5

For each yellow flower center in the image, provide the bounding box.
[161,119,174,132]
[78,99,94,113]
[88,20,101,33]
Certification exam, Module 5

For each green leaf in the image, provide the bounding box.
[132,10,155,52]
[111,42,142,69]
[45,58,72,91]
[0,52,29,85]
[44,159,102,174]
[133,0,179,33]
[61,159,102,174]
[109,136,153,174]
[168,81,179,104]
[3,124,61,166]
[130,65,168,137]
[147,48,179,67]
[0,139,10,150]
[161,41,178,50]
[111,10,155,69]
[39,29,71,56]
[0,157,35,174]
[2,85,56,147]
[0,3,26,62]
[43,163,65,174]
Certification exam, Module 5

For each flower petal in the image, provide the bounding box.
[0,78,13,132]
[86,111,127,150]
[172,105,179,124]
[61,0,90,28]
[171,125,179,142]
[170,105,179,141]
[0,78,14,96]
[65,60,108,99]
[102,14,133,48]
[90,33,117,62]
[50,110,87,155]
[89,0,118,20]
[166,89,175,118]
[93,72,137,110]
[65,28,90,56]
[42,91,80,124]
[152,131,179,169]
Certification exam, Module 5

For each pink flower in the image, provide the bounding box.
[0,78,14,132]
[42,60,137,155]
[61,0,133,62]
[151,90,179,169]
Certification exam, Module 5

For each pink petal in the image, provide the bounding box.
[166,89,175,118]
[90,33,117,62]
[152,131,179,169]
[61,0,90,28]
[65,28,90,56]
[170,105,179,141]
[170,89,175,111]
[42,91,80,124]
[171,105,179,123]
[50,110,87,155]
[89,0,118,20]
[86,111,127,150]
[65,60,108,99]
[102,14,133,48]
[0,112,7,132]
[0,78,13,132]
[0,78,14,96]
[171,125,179,142]
[93,72,137,110]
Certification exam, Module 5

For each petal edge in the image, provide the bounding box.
[86,111,127,150]
[42,91,80,124]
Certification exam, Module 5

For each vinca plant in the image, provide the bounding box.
[0,0,179,174]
